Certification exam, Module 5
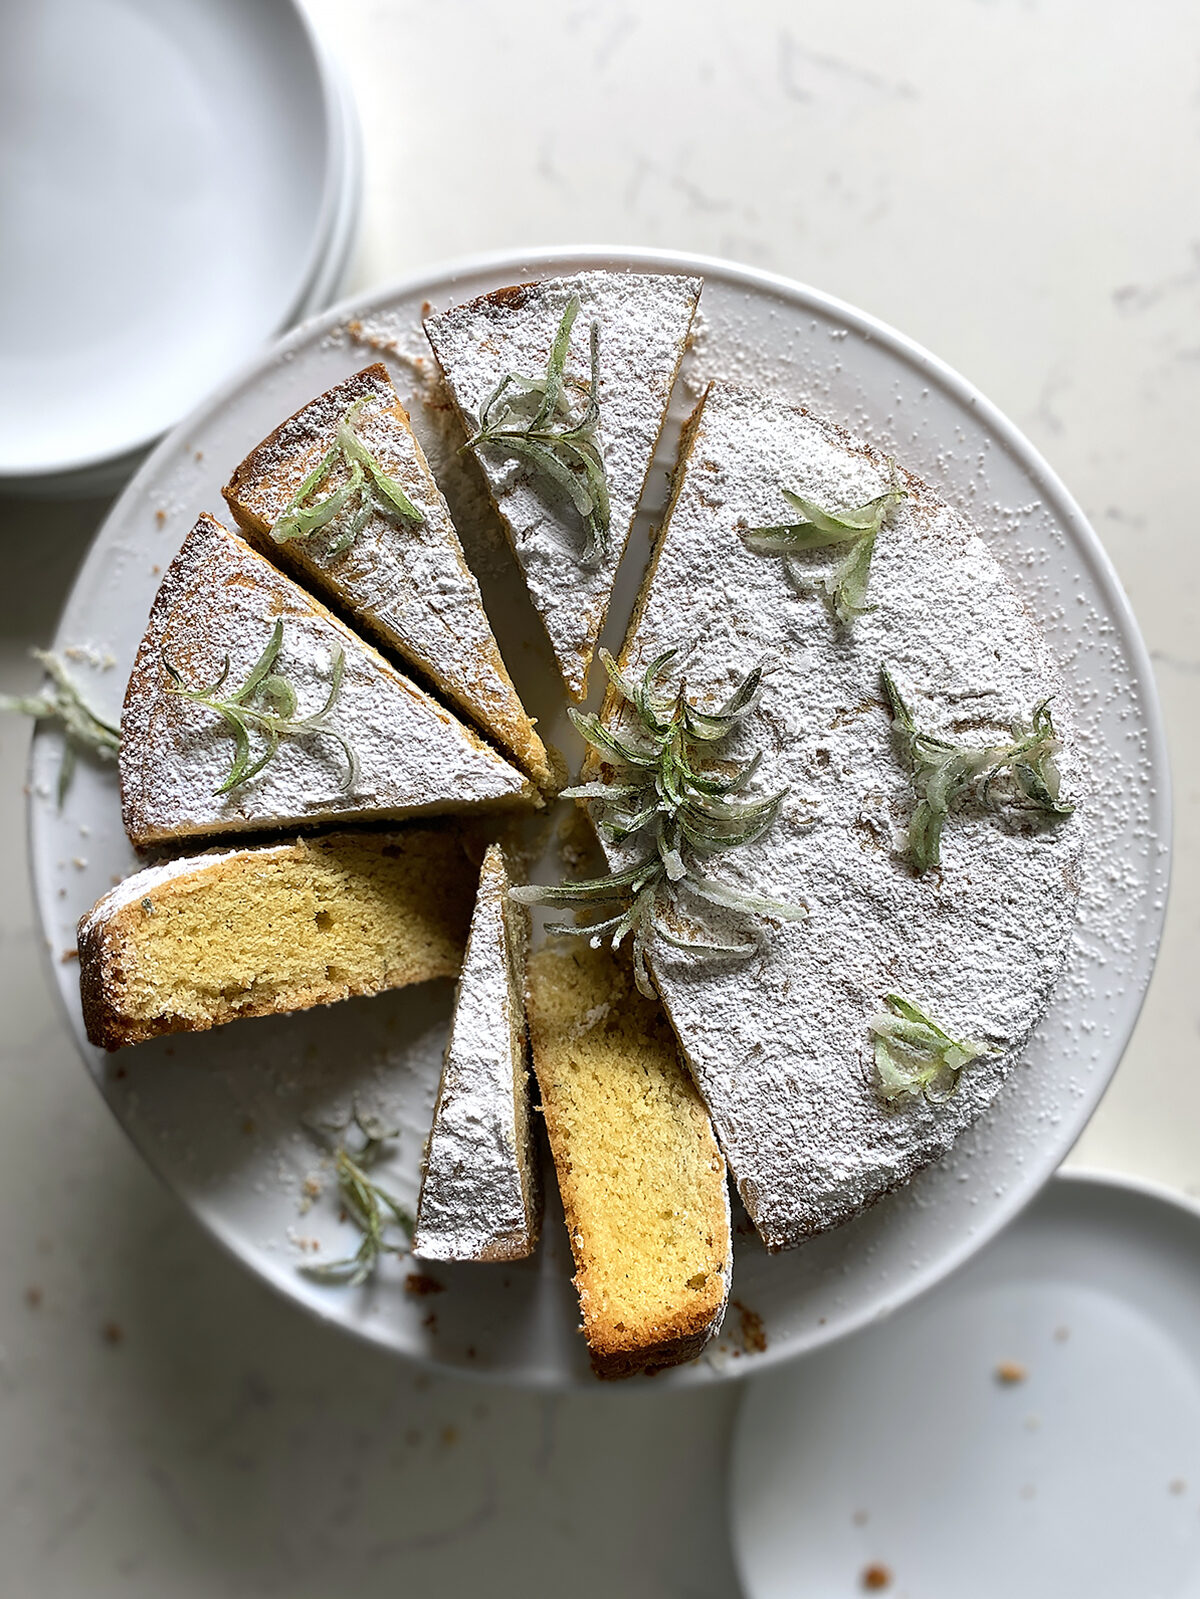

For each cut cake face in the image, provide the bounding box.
[526,942,731,1379]
[590,382,1086,1251]
[413,844,541,1263]
[78,828,477,1050]
[424,271,701,701]
[120,513,537,849]
[222,364,552,788]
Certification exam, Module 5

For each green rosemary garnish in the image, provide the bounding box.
[0,650,121,804]
[166,620,356,795]
[869,993,995,1104]
[881,664,1074,874]
[742,481,905,624]
[463,294,611,569]
[512,649,805,996]
[271,397,424,554]
[300,1109,414,1288]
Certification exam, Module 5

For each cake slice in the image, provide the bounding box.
[78,828,477,1050]
[424,271,701,701]
[413,845,540,1262]
[526,942,730,1378]
[222,365,553,788]
[120,514,537,848]
[589,381,1085,1249]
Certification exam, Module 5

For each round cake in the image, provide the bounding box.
[588,380,1086,1250]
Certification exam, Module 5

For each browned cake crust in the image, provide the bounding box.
[78,828,476,1050]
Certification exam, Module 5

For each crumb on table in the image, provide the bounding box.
[861,1563,892,1590]
[731,1298,767,1353]
[995,1360,1027,1384]
[405,1273,445,1297]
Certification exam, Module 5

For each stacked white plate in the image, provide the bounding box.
[0,0,361,498]
[731,1172,1200,1598]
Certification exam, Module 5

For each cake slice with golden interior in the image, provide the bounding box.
[120,513,537,849]
[222,364,552,788]
[424,271,701,701]
[78,827,477,1050]
[413,845,541,1263]
[525,941,730,1378]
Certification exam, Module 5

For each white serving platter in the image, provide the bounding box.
[25,248,1170,1388]
[730,1172,1200,1598]
[0,0,352,488]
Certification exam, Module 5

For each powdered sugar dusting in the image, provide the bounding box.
[224,365,550,785]
[120,515,535,847]
[424,272,701,699]
[414,846,539,1261]
[597,383,1087,1250]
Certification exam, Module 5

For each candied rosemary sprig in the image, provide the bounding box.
[300,1109,414,1288]
[166,620,357,795]
[742,480,905,624]
[512,649,805,997]
[869,993,995,1104]
[463,293,611,569]
[880,664,1073,874]
[271,397,424,554]
[0,650,121,804]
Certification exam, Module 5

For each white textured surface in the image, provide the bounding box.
[426,271,699,698]
[600,383,1084,1247]
[0,2,1195,1594]
[414,847,538,1262]
[120,513,532,842]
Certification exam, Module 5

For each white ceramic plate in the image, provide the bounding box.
[26,248,1169,1389]
[0,0,348,485]
[730,1172,1200,1598]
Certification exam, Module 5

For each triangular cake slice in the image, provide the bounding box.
[222,364,553,788]
[424,271,701,700]
[413,844,541,1262]
[526,942,730,1378]
[78,828,477,1049]
[592,382,1084,1250]
[120,514,537,849]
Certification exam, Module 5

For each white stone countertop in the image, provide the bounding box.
[0,2,1196,1593]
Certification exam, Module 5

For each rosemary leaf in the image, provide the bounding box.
[167,620,357,795]
[744,482,905,625]
[512,649,804,997]
[0,650,121,805]
[271,398,424,551]
[881,664,1074,874]
[463,295,612,569]
[299,1108,413,1287]
[869,993,995,1104]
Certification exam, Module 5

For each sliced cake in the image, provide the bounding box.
[424,271,701,701]
[78,828,477,1050]
[582,382,1085,1250]
[222,365,553,788]
[120,513,537,848]
[526,942,730,1378]
[413,845,540,1263]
